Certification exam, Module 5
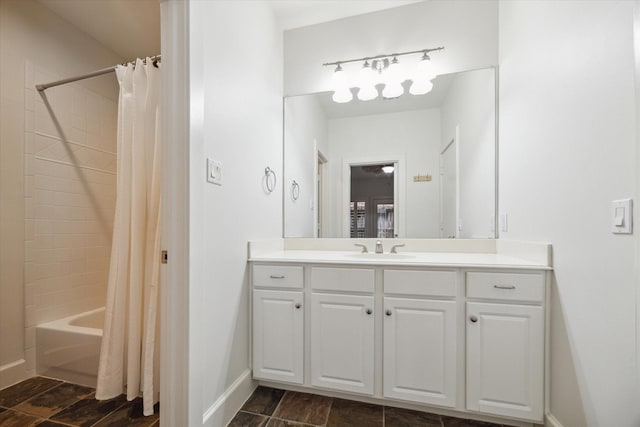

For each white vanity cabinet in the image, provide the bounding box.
[249,243,551,427]
[310,267,375,395]
[252,266,304,384]
[465,272,545,422]
[382,269,457,407]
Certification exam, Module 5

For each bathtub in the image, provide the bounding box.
[36,308,104,388]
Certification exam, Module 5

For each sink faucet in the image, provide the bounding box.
[353,243,368,253]
[390,243,405,254]
[375,240,383,254]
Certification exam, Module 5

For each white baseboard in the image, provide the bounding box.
[0,359,28,390]
[546,413,564,427]
[202,369,256,427]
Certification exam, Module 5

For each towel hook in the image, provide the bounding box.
[265,167,276,193]
[291,180,300,201]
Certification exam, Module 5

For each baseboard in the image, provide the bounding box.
[0,359,28,390]
[202,369,256,427]
[546,413,564,427]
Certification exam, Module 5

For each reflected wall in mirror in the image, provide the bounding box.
[284,67,496,239]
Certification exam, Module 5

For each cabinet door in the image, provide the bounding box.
[253,289,303,384]
[467,302,544,421]
[383,297,456,407]
[311,293,374,394]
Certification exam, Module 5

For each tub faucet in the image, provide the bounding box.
[375,240,383,254]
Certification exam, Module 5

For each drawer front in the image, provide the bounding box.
[384,269,456,297]
[466,272,545,303]
[311,267,374,293]
[253,265,304,289]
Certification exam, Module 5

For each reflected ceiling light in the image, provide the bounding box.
[323,46,444,104]
[382,165,394,174]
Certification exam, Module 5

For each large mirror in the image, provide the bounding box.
[283,67,496,239]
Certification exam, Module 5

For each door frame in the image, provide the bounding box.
[342,155,405,238]
[314,145,328,238]
[439,126,459,238]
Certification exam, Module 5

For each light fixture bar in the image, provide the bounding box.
[322,47,444,67]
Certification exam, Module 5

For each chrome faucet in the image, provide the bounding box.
[375,240,383,254]
[390,243,405,254]
[354,243,368,253]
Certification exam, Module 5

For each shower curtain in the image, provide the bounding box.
[96,58,161,416]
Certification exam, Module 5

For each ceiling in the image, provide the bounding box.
[37,0,423,60]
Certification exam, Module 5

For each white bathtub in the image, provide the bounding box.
[36,308,104,388]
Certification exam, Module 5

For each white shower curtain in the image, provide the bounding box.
[96,58,161,416]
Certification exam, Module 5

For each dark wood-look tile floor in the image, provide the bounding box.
[230,386,511,427]
[0,376,159,427]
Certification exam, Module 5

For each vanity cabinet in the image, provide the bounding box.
[252,265,304,384]
[310,293,375,394]
[465,272,545,422]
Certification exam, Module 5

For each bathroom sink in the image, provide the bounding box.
[346,253,415,260]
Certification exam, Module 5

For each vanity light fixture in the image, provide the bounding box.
[324,46,444,103]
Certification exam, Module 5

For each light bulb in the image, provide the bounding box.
[416,53,437,81]
[409,79,433,95]
[382,165,394,174]
[357,61,378,101]
[332,88,353,103]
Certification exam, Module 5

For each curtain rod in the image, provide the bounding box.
[35,54,161,92]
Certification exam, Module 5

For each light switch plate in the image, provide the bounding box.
[207,158,222,186]
[611,198,632,234]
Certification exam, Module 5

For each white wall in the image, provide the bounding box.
[0,0,122,389]
[327,109,441,237]
[283,0,498,96]
[441,68,495,238]
[499,1,639,426]
[188,1,283,425]
[284,95,328,237]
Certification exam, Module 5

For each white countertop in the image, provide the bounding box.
[249,250,551,270]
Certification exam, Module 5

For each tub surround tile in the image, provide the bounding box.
[50,394,127,427]
[92,398,159,427]
[228,411,269,427]
[15,382,94,418]
[0,377,63,407]
[241,386,285,416]
[326,398,383,427]
[272,391,332,425]
[384,406,443,427]
[0,408,42,426]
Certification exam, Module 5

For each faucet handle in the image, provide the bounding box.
[375,240,383,254]
[354,243,368,253]
[390,243,405,254]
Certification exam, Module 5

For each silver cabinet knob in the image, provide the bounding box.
[469,315,478,323]
[295,303,301,309]
[366,308,372,315]
[385,310,392,316]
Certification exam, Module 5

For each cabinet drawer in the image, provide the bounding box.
[311,267,374,293]
[466,272,544,303]
[253,265,303,289]
[384,269,456,297]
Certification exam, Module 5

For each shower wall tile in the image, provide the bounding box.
[23,63,118,333]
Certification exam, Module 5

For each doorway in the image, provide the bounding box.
[439,136,458,238]
[349,164,395,238]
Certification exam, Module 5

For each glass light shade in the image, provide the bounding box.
[332,88,353,103]
[357,85,378,101]
[409,79,434,95]
[332,65,348,90]
[416,55,437,81]
[384,58,402,86]
[382,81,404,98]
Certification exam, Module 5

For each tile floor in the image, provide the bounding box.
[228,386,509,427]
[0,376,159,427]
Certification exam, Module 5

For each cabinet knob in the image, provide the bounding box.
[385,310,392,316]
[295,303,301,309]
[366,308,372,315]
[469,315,478,323]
